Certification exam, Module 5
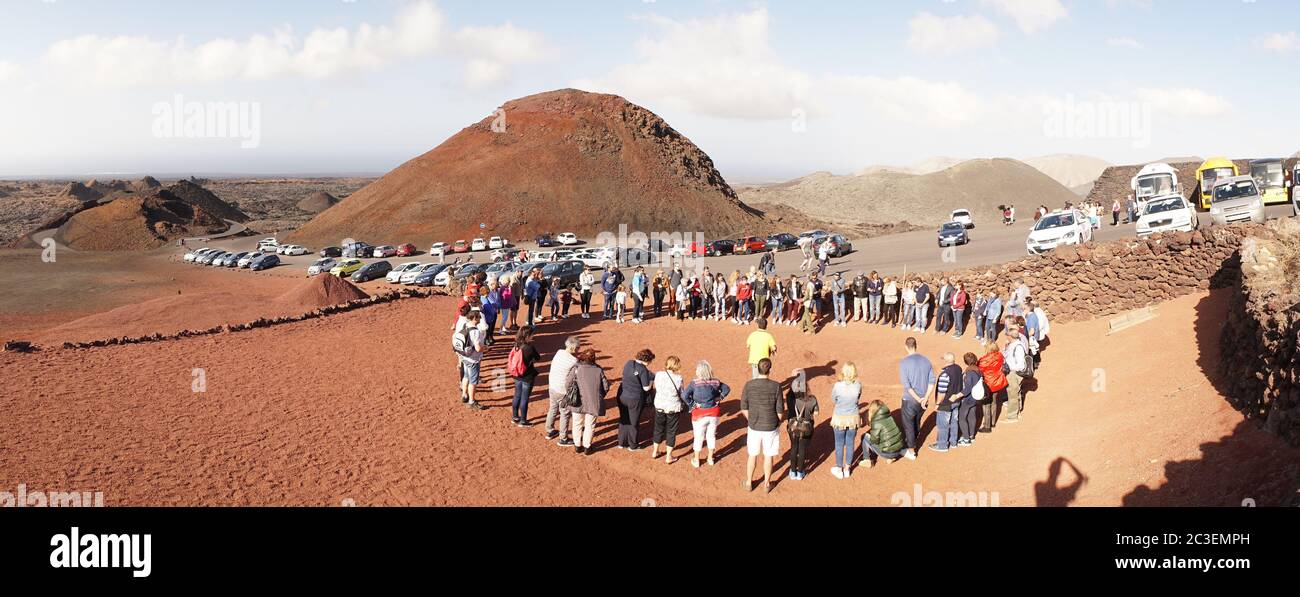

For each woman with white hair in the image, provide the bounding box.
[679,360,731,467]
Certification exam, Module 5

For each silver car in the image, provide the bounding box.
[1209,175,1265,226]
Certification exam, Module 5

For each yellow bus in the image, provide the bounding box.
[1196,157,1238,210]
[1249,159,1289,206]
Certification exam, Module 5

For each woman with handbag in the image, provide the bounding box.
[650,356,685,464]
[785,369,819,481]
[680,360,731,468]
[568,349,609,455]
[829,362,862,479]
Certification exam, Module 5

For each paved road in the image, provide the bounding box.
[180,206,1296,281]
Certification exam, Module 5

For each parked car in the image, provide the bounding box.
[766,233,799,251]
[470,238,488,252]
[1136,194,1200,237]
[951,209,975,229]
[1026,209,1093,255]
[1209,175,1266,226]
[556,232,579,246]
[436,262,484,286]
[329,259,364,277]
[535,234,559,248]
[372,245,397,258]
[402,263,446,284]
[488,236,507,250]
[257,238,280,252]
[735,236,768,254]
[429,242,448,257]
[225,251,251,267]
[413,264,452,287]
[799,229,830,242]
[483,261,528,285]
[395,243,417,257]
[183,247,212,262]
[307,258,337,276]
[540,260,586,287]
[249,254,280,271]
[937,222,970,247]
[451,240,470,253]
[320,246,343,258]
[351,261,393,283]
[238,252,263,268]
[208,252,233,266]
[280,244,309,256]
[704,239,736,257]
[386,262,424,283]
[491,248,521,262]
[343,242,373,259]
[816,234,854,257]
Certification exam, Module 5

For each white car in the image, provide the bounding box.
[488,236,507,249]
[184,248,214,262]
[280,244,309,256]
[556,232,579,246]
[1026,209,1093,255]
[471,238,488,252]
[1209,176,1266,226]
[532,250,574,262]
[666,243,689,258]
[237,252,263,268]
[429,242,447,256]
[1136,194,1199,237]
[307,258,337,276]
[401,263,442,284]
[257,238,279,252]
[572,248,615,269]
[950,209,974,229]
[386,262,424,283]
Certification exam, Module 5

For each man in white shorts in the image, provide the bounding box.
[740,358,783,494]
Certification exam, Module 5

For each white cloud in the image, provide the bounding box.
[907,12,1001,56]
[0,61,20,83]
[1106,37,1143,49]
[1134,88,1231,118]
[573,8,812,119]
[31,1,543,88]
[827,75,984,126]
[1258,31,1298,53]
[981,0,1068,34]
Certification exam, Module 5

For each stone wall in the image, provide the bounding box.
[1220,219,1300,447]
[928,223,1263,324]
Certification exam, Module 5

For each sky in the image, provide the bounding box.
[0,0,1296,181]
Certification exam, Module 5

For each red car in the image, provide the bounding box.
[395,243,417,257]
[736,236,768,254]
[452,240,469,253]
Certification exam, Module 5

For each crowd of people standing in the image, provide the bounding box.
[449,247,1052,492]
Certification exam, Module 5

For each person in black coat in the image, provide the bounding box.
[617,349,656,450]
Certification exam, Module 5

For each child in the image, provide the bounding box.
[560,283,574,318]
[615,284,628,323]
[712,274,726,321]
[675,282,689,321]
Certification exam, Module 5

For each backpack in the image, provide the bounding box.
[788,401,814,439]
[1015,340,1036,378]
[452,325,475,358]
[507,346,526,377]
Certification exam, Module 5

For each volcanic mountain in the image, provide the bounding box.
[288,89,764,246]
[741,159,1080,228]
[297,191,339,214]
[55,184,245,251]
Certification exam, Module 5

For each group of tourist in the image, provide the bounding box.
[449,255,1052,492]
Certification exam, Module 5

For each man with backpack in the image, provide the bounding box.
[454,310,487,411]
[740,358,782,493]
[1001,325,1032,423]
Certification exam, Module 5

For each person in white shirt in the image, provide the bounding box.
[1001,326,1031,423]
[454,310,487,411]
[614,285,628,323]
[547,336,581,445]
[649,356,685,464]
[578,267,596,319]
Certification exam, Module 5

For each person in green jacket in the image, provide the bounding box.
[860,400,905,467]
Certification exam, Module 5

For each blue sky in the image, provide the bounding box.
[1,0,1296,180]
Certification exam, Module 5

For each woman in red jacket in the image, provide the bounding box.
[950,282,969,339]
[977,343,1008,433]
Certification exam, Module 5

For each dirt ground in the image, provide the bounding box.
[0,282,1294,506]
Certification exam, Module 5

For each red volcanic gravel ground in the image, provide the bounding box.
[0,289,1295,506]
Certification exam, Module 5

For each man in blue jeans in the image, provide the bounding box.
[983,292,1003,345]
[914,280,931,333]
[898,337,935,460]
[929,352,963,452]
[601,266,623,319]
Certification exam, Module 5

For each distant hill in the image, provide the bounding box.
[739,158,1079,228]
[1023,154,1112,190]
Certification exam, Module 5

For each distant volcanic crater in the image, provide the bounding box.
[288,88,765,247]
[54,180,247,251]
